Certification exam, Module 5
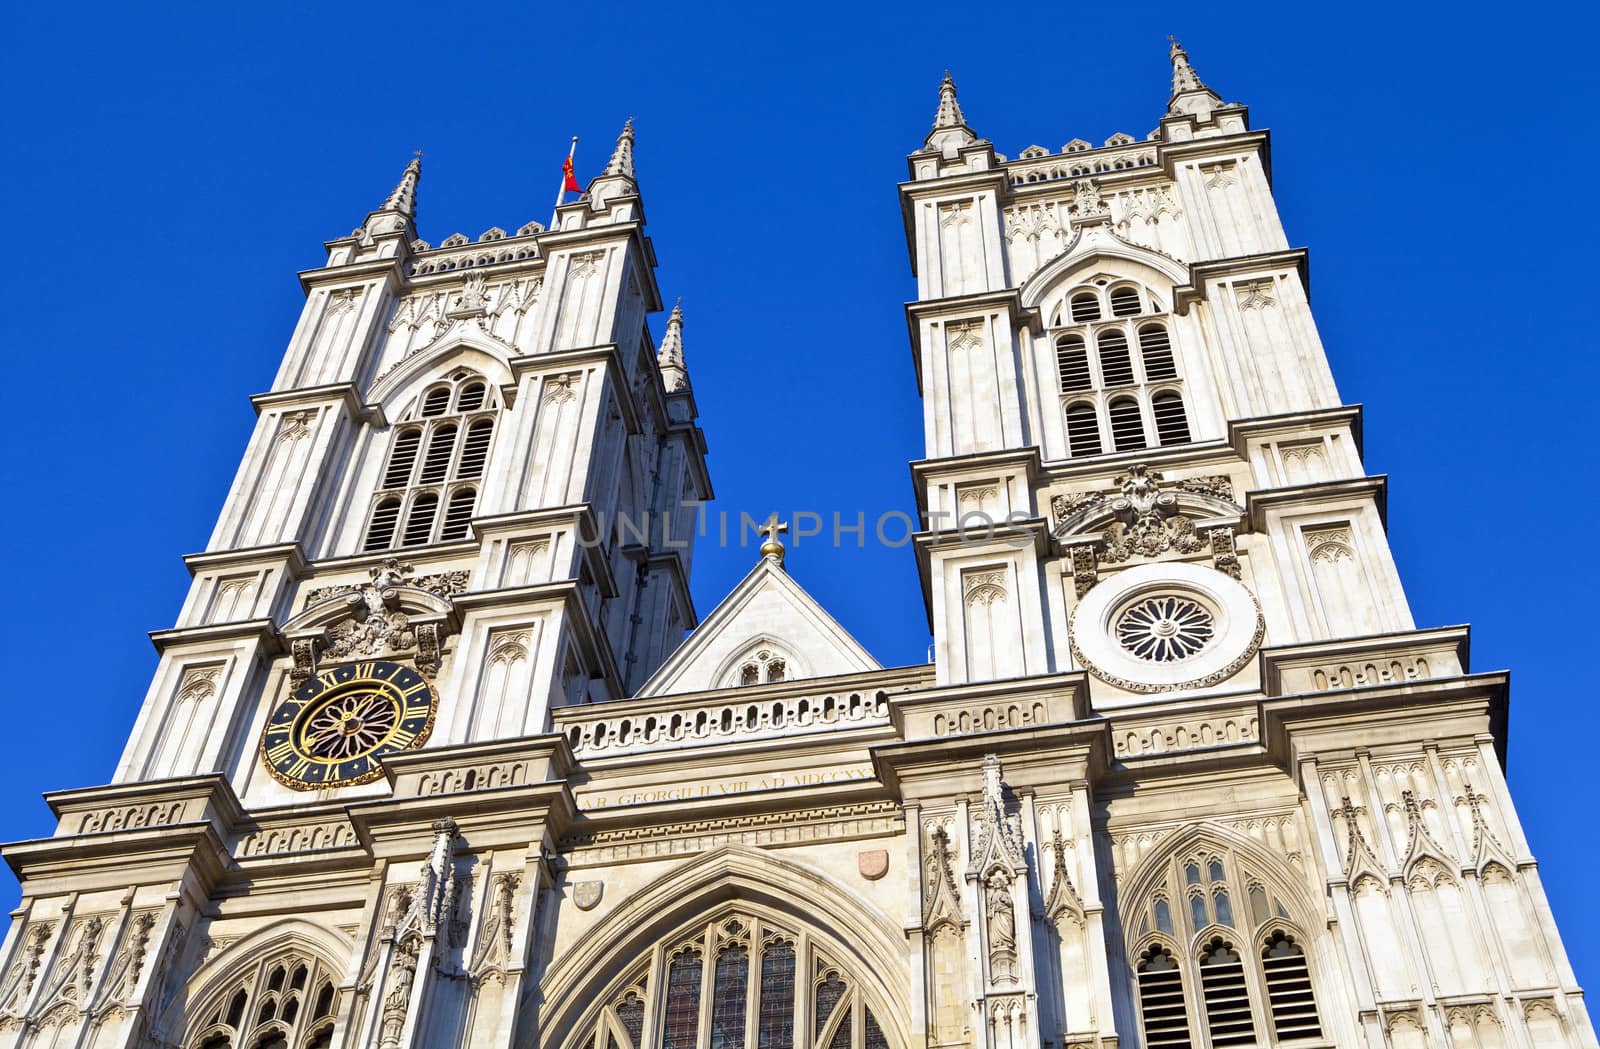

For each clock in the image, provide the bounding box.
[260,660,436,789]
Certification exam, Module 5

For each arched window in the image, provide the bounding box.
[1108,397,1146,451]
[1199,939,1253,1047]
[1128,841,1324,1048]
[729,645,790,688]
[1153,392,1191,445]
[1140,323,1177,380]
[1055,335,1092,393]
[1051,281,1191,458]
[364,370,500,550]
[1098,331,1135,387]
[1261,932,1321,1041]
[1136,946,1191,1048]
[1065,402,1102,457]
[184,949,341,1049]
[566,915,894,1049]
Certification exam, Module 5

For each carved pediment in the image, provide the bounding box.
[283,559,466,682]
[1053,465,1240,563]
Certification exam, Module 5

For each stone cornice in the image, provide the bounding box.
[871,720,1105,800]
[909,447,1044,515]
[534,214,663,314]
[1227,405,1364,459]
[182,542,306,578]
[297,255,407,294]
[470,505,621,598]
[507,343,642,436]
[1245,475,1388,530]
[149,618,281,654]
[1156,127,1269,182]
[250,382,385,427]
[904,289,1044,394]
[1173,248,1311,314]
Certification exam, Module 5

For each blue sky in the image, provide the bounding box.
[3,0,1597,993]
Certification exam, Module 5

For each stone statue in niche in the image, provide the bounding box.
[985,870,1019,983]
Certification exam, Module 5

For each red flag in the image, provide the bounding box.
[562,155,581,193]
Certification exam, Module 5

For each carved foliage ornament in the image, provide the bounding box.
[1053,465,1240,567]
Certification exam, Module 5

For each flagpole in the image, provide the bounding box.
[552,136,578,228]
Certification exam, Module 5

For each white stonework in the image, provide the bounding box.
[1,45,1593,1049]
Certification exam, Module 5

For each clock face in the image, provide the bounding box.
[260,660,436,790]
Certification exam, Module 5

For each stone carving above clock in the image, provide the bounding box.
[284,558,462,685]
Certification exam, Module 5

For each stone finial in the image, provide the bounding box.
[924,71,979,151]
[1166,37,1226,118]
[657,298,689,392]
[604,118,635,179]
[383,153,422,218]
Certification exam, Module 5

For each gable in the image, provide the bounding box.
[635,559,880,697]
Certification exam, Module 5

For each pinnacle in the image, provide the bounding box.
[1167,36,1210,97]
[604,117,636,179]
[932,70,967,131]
[382,153,422,218]
[657,296,689,391]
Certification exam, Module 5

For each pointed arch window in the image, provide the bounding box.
[364,370,500,550]
[567,915,894,1049]
[183,949,341,1049]
[1129,844,1324,1048]
[1051,283,1193,459]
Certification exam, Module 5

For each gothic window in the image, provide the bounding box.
[364,370,500,550]
[1052,282,1192,459]
[727,645,791,689]
[184,949,341,1049]
[566,916,893,1049]
[1129,844,1323,1048]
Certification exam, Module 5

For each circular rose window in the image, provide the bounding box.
[1115,595,1215,661]
[1069,562,1264,698]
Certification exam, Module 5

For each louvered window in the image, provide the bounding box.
[1066,403,1102,457]
[441,487,477,541]
[1056,335,1092,392]
[403,492,439,545]
[1153,392,1191,446]
[382,428,422,487]
[1110,285,1142,316]
[1199,940,1255,1046]
[364,498,402,551]
[1262,933,1321,1041]
[364,371,499,550]
[1098,331,1135,386]
[1137,947,1192,1048]
[1109,397,1146,451]
[1053,283,1189,459]
[1140,324,1177,379]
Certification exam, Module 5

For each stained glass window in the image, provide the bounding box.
[711,946,749,1049]
[815,973,847,1039]
[758,942,796,1049]
[662,951,703,1049]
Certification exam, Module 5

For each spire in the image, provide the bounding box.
[657,298,689,392]
[923,71,979,152]
[1165,37,1226,118]
[932,71,966,131]
[604,118,635,179]
[383,153,422,218]
[360,152,422,239]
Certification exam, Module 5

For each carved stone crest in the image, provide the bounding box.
[572,880,603,911]
[857,850,889,880]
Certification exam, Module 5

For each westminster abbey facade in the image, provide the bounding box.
[1,41,1591,1049]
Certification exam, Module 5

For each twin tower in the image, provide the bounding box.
[1,41,1592,1049]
